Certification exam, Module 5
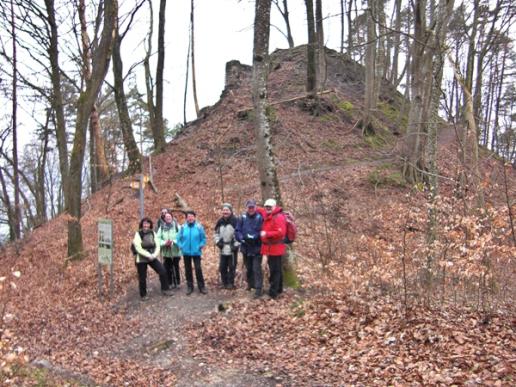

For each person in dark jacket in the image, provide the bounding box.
[176,210,207,295]
[257,199,287,299]
[214,203,239,289]
[236,199,264,298]
[132,217,173,300]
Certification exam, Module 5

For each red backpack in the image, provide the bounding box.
[283,211,297,244]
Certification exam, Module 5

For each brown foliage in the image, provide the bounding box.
[0,47,514,384]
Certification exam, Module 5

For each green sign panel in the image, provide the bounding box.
[98,219,113,265]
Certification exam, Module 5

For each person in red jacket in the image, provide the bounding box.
[257,198,287,299]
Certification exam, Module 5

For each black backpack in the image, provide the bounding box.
[130,231,144,256]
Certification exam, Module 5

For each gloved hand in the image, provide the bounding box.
[216,239,224,249]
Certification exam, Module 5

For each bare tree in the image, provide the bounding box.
[0,165,15,241]
[273,0,294,48]
[402,0,454,184]
[153,0,167,151]
[252,0,281,203]
[448,53,485,209]
[362,0,377,135]
[315,0,326,91]
[78,0,110,192]
[44,0,117,259]
[346,0,354,57]
[305,0,316,96]
[9,0,21,239]
[112,1,143,174]
[144,0,166,153]
[190,0,200,117]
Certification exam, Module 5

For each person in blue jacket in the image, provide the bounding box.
[176,210,207,295]
[235,199,264,298]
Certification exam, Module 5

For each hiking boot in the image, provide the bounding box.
[186,288,193,295]
[199,288,208,295]
[253,290,263,299]
[162,289,173,297]
[141,295,149,301]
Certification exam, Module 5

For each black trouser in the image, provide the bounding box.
[244,253,263,292]
[219,253,237,287]
[163,256,181,287]
[136,259,168,298]
[267,255,283,298]
[183,255,205,290]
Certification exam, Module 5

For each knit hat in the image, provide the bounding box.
[245,199,257,208]
[222,203,233,212]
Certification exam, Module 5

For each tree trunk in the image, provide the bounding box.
[144,0,155,150]
[45,0,70,197]
[152,0,166,152]
[363,1,377,135]
[424,0,455,277]
[183,31,190,126]
[190,0,200,117]
[282,0,294,48]
[35,112,50,226]
[464,0,479,113]
[304,0,316,95]
[273,0,294,48]
[90,104,111,189]
[79,0,111,192]
[402,0,428,184]
[67,0,117,259]
[315,0,326,92]
[376,0,387,83]
[253,0,298,289]
[346,0,354,57]
[10,0,21,239]
[0,167,15,241]
[447,52,485,209]
[252,0,281,203]
[112,18,142,174]
[390,0,402,83]
[491,44,507,152]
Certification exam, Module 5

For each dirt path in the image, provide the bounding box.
[112,282,278,386]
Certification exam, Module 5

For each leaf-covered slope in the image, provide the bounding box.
[0,46,514,385]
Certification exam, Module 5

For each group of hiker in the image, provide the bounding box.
[131,198,289,301]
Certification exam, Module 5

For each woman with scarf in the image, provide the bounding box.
[157,212,182,289]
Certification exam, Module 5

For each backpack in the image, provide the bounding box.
[130,230,144,256]
[282,211,297,244]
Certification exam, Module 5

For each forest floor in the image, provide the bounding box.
[111,281,279,387]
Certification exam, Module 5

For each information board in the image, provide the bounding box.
[98,219,113,266]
